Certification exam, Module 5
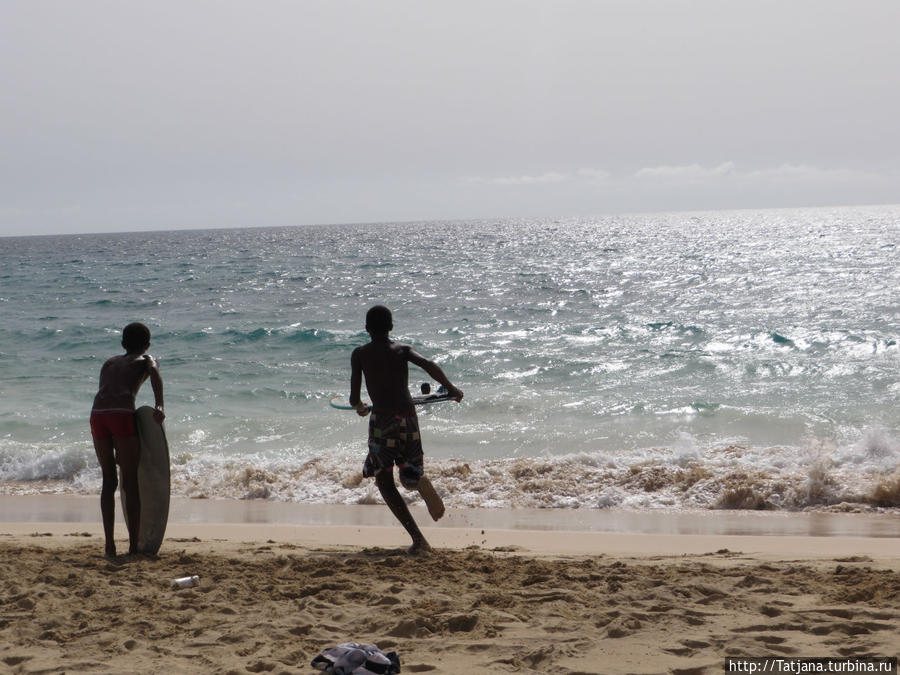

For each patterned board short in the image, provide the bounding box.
[363,412,424,489]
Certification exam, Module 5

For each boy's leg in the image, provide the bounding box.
[375,470,430,554]
[113,436,142,555]
[92,436,118,558]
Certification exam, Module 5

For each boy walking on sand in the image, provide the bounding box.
[349,305,463,554]
[90,322,165,558]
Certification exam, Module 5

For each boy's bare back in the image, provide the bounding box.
[351,340,420,415]
[93,354,157,411]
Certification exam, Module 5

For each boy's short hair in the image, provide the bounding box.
[122,322,151,352]
[365,305,393,333]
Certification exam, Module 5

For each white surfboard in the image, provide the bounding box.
[120,406,171,555]
[330,384,457,410]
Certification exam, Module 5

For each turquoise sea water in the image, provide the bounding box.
[1,205,898,511]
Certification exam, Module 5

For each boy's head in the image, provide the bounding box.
[365,305,393,334]
[122,322,151,353]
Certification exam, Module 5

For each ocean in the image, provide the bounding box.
[1,205,898,512]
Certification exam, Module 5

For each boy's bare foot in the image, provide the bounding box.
[408,539,432,556]
[127,551,154,561]
[417,476,445,522]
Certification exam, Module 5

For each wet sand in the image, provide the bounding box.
[5,493,900,538]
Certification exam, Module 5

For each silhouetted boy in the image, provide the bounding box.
[90,322,164,558]
[349,305,462,554]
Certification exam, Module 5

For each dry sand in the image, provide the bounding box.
[1,514,900,674]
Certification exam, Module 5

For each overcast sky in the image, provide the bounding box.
[2,1,898,236]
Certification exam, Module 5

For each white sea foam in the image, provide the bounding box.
[3,431,899,513]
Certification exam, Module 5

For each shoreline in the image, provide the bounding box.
[6,522,900,561]
[2,492,900,535]
[2,493,900,559]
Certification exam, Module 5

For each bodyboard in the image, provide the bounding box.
[330,387,456,410]
[120,406,171,555]
[412,391,456,405]
[330,396,366,410]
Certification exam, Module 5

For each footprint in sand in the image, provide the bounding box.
[606,616,642,638]
[444,613,479,633]
[3,656,32,667]
[388,618,434,638]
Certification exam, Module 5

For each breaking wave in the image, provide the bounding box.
[3,430,898,514]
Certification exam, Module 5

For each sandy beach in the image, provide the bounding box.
[1,498,899,675]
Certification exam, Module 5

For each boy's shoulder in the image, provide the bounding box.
[102,353,127,367]
[104,353,153,367]
[354,340,411,357]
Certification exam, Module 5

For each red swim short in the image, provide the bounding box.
[90,410,136,440]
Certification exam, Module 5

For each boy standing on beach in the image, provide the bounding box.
[90,322,165,558]
[349,305,463,554]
